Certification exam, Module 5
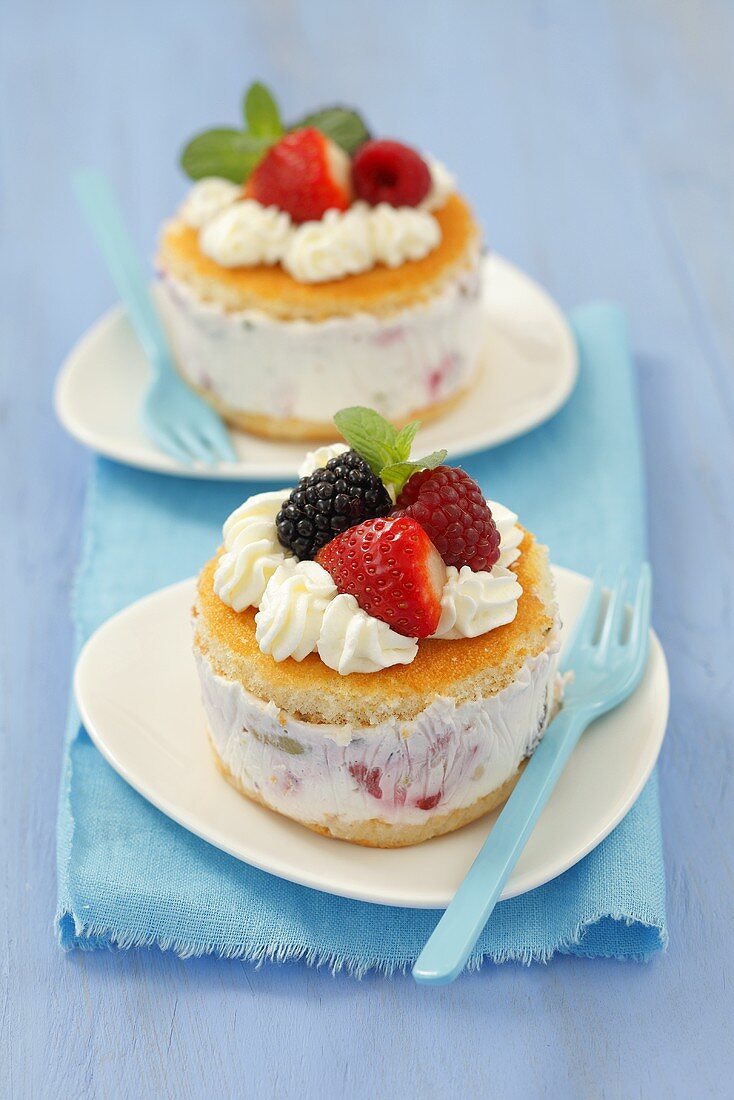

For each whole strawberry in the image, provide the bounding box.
[394,466,501,573]
[316,515,446,638]
[245,127,352,223]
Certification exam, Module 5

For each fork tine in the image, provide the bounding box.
[613,561,652,698]
[199,414,237,463]
[145,420,193,467]
[562,567,604,670]
[200,414,238,463]
[175,426,218,466]
[627,561,652,654]
[596,566,629,662]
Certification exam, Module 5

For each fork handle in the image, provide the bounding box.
[412,705,589,985]
[73,169,170,377]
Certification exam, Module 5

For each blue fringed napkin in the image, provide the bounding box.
[56,304,667,971]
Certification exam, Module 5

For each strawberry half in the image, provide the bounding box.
[244,127,352,223]
[316,515,446,638]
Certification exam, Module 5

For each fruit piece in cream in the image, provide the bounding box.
[196,630,561,829]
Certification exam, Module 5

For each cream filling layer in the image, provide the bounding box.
[157,257,484,423]
[196,629,561,828]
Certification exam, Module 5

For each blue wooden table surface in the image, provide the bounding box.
[2,1,733,1096]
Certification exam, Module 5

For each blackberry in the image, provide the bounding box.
[276,450,392,560]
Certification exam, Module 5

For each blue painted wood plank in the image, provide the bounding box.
[2,1,733,1097]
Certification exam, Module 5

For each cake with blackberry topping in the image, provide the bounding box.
[192,408,562,847]
[157,83,484,442]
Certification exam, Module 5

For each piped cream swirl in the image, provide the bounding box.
[317,594,418,674]
[492,501,523,568]
[298,443,349,478]
[431,502,524,639]
[200,201,291,267]
[178,178,242,229]
[433,565,523,639]
[368,203,441,267]
[282,205,374,283]
[213,490,290,611]
[420,158,456,212]
[213,489,525,669]
[184,156,452,283]
[255,559,337,662]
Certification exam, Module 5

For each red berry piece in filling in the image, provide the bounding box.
[316,515,445,638]
[245,127,351,223]
[415,791,442,811]
[351,140,431,207]
[394,466,501,573]
[348,762,383,800]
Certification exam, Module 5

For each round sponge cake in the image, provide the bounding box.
[192,531,561,846]
[195,531,554,723]
[159,194,480,321]
[156,194,485,442]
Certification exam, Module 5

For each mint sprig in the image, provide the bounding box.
[333,407,448,496]
[180,129,273,184]
[244,82,283,139]
[378,452,447,491]
[290,106,370,155]
[180,83,370,183]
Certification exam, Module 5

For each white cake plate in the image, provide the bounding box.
[74,566,668,909]
[55,255,578,481]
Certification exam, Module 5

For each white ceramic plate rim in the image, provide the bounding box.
[54,254,578,481]
[73,565,668,908]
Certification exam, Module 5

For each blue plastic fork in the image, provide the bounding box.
[412,562,652,985]
[73,169,237,467]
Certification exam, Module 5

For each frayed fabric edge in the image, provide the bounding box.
[55,908,667,979]
[55,460,102,934]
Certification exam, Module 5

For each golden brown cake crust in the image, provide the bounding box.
[210,736,526,847]
[158,194,481,321]
[193,530,557,726]
[187,375,475,441]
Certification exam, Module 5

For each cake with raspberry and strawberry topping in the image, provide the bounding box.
[192,408,562,846]
[157,83,484,442]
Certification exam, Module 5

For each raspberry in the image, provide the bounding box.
[245,127,351,223]
[316,515,446,638]
[351,140,431,207]
[275,450,391,560]
[394,466,501,573]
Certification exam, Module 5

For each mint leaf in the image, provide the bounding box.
[334,406,446,495]
[180,129,273,182]
[244,82,283,138]
[333,406,399,475]
[380,450,448,496]
[290,106,370,154]
[393,420,421,461]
